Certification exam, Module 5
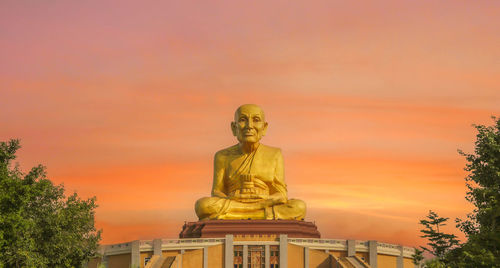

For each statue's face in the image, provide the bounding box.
[231,105,268,144]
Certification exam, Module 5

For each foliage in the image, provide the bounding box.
[423,258,447,268]
[417,117,500,267]
[0,139,101,267]
[452,116,500,267]
[419,210,459,261]
[412,248,424,266]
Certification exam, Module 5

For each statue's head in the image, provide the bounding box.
[231,104,268,144]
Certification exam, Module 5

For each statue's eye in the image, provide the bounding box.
[253,117,261,122]
[239,117,247,122]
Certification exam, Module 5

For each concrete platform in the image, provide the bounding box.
[179,219,321,238]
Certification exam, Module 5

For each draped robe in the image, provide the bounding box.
[195,144,306,220]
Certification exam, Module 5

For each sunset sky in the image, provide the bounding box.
[1,0,499,247]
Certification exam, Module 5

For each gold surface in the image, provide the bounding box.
[207,244,224,268]
[182,249,203,268]
[309,249,333,268]
[287,244,305,268]
[195,104,306,220]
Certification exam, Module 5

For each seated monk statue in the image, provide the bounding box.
[195,104,306,220]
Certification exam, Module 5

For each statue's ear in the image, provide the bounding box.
[231,122,237,136]
[262,122,268,136]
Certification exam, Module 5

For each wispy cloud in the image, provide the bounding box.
[1,0,498,245]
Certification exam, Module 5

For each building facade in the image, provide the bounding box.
[88,235,416,268]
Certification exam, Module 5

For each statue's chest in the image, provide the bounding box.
[225,155,275,183]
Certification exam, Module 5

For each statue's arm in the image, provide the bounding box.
[268,149,288,204]
[211,151,227,198]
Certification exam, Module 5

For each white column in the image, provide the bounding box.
[178,249,185,268]
[225,235,234,268]
[265,245,270,268]
[279,234,288,268]
[153,239,162,256]
[397,246,404,268]
[347,240,356,257]
[368,240,378,268]
[204,246,208,268]
[243,245,249,268]
[131,240,140,268]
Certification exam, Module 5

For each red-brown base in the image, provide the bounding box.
[179,219,321,238]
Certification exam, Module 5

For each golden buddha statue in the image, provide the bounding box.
[195,104,306,220]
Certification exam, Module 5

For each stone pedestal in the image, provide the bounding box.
[179,220,321,238]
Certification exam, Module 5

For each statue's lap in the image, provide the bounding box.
[195,197,306,220]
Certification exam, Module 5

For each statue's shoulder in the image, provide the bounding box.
[214,144,240,159]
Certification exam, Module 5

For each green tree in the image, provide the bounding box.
[423,258,447,268]
[451,116,500,267]
[419,210,459,262]
[412,248,424,267]
[0,139,101,267]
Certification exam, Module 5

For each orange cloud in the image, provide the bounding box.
[1,0,498,247]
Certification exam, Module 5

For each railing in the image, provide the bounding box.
[288,238,347,246]
[101,237,416,258]
[161,238,225,244]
